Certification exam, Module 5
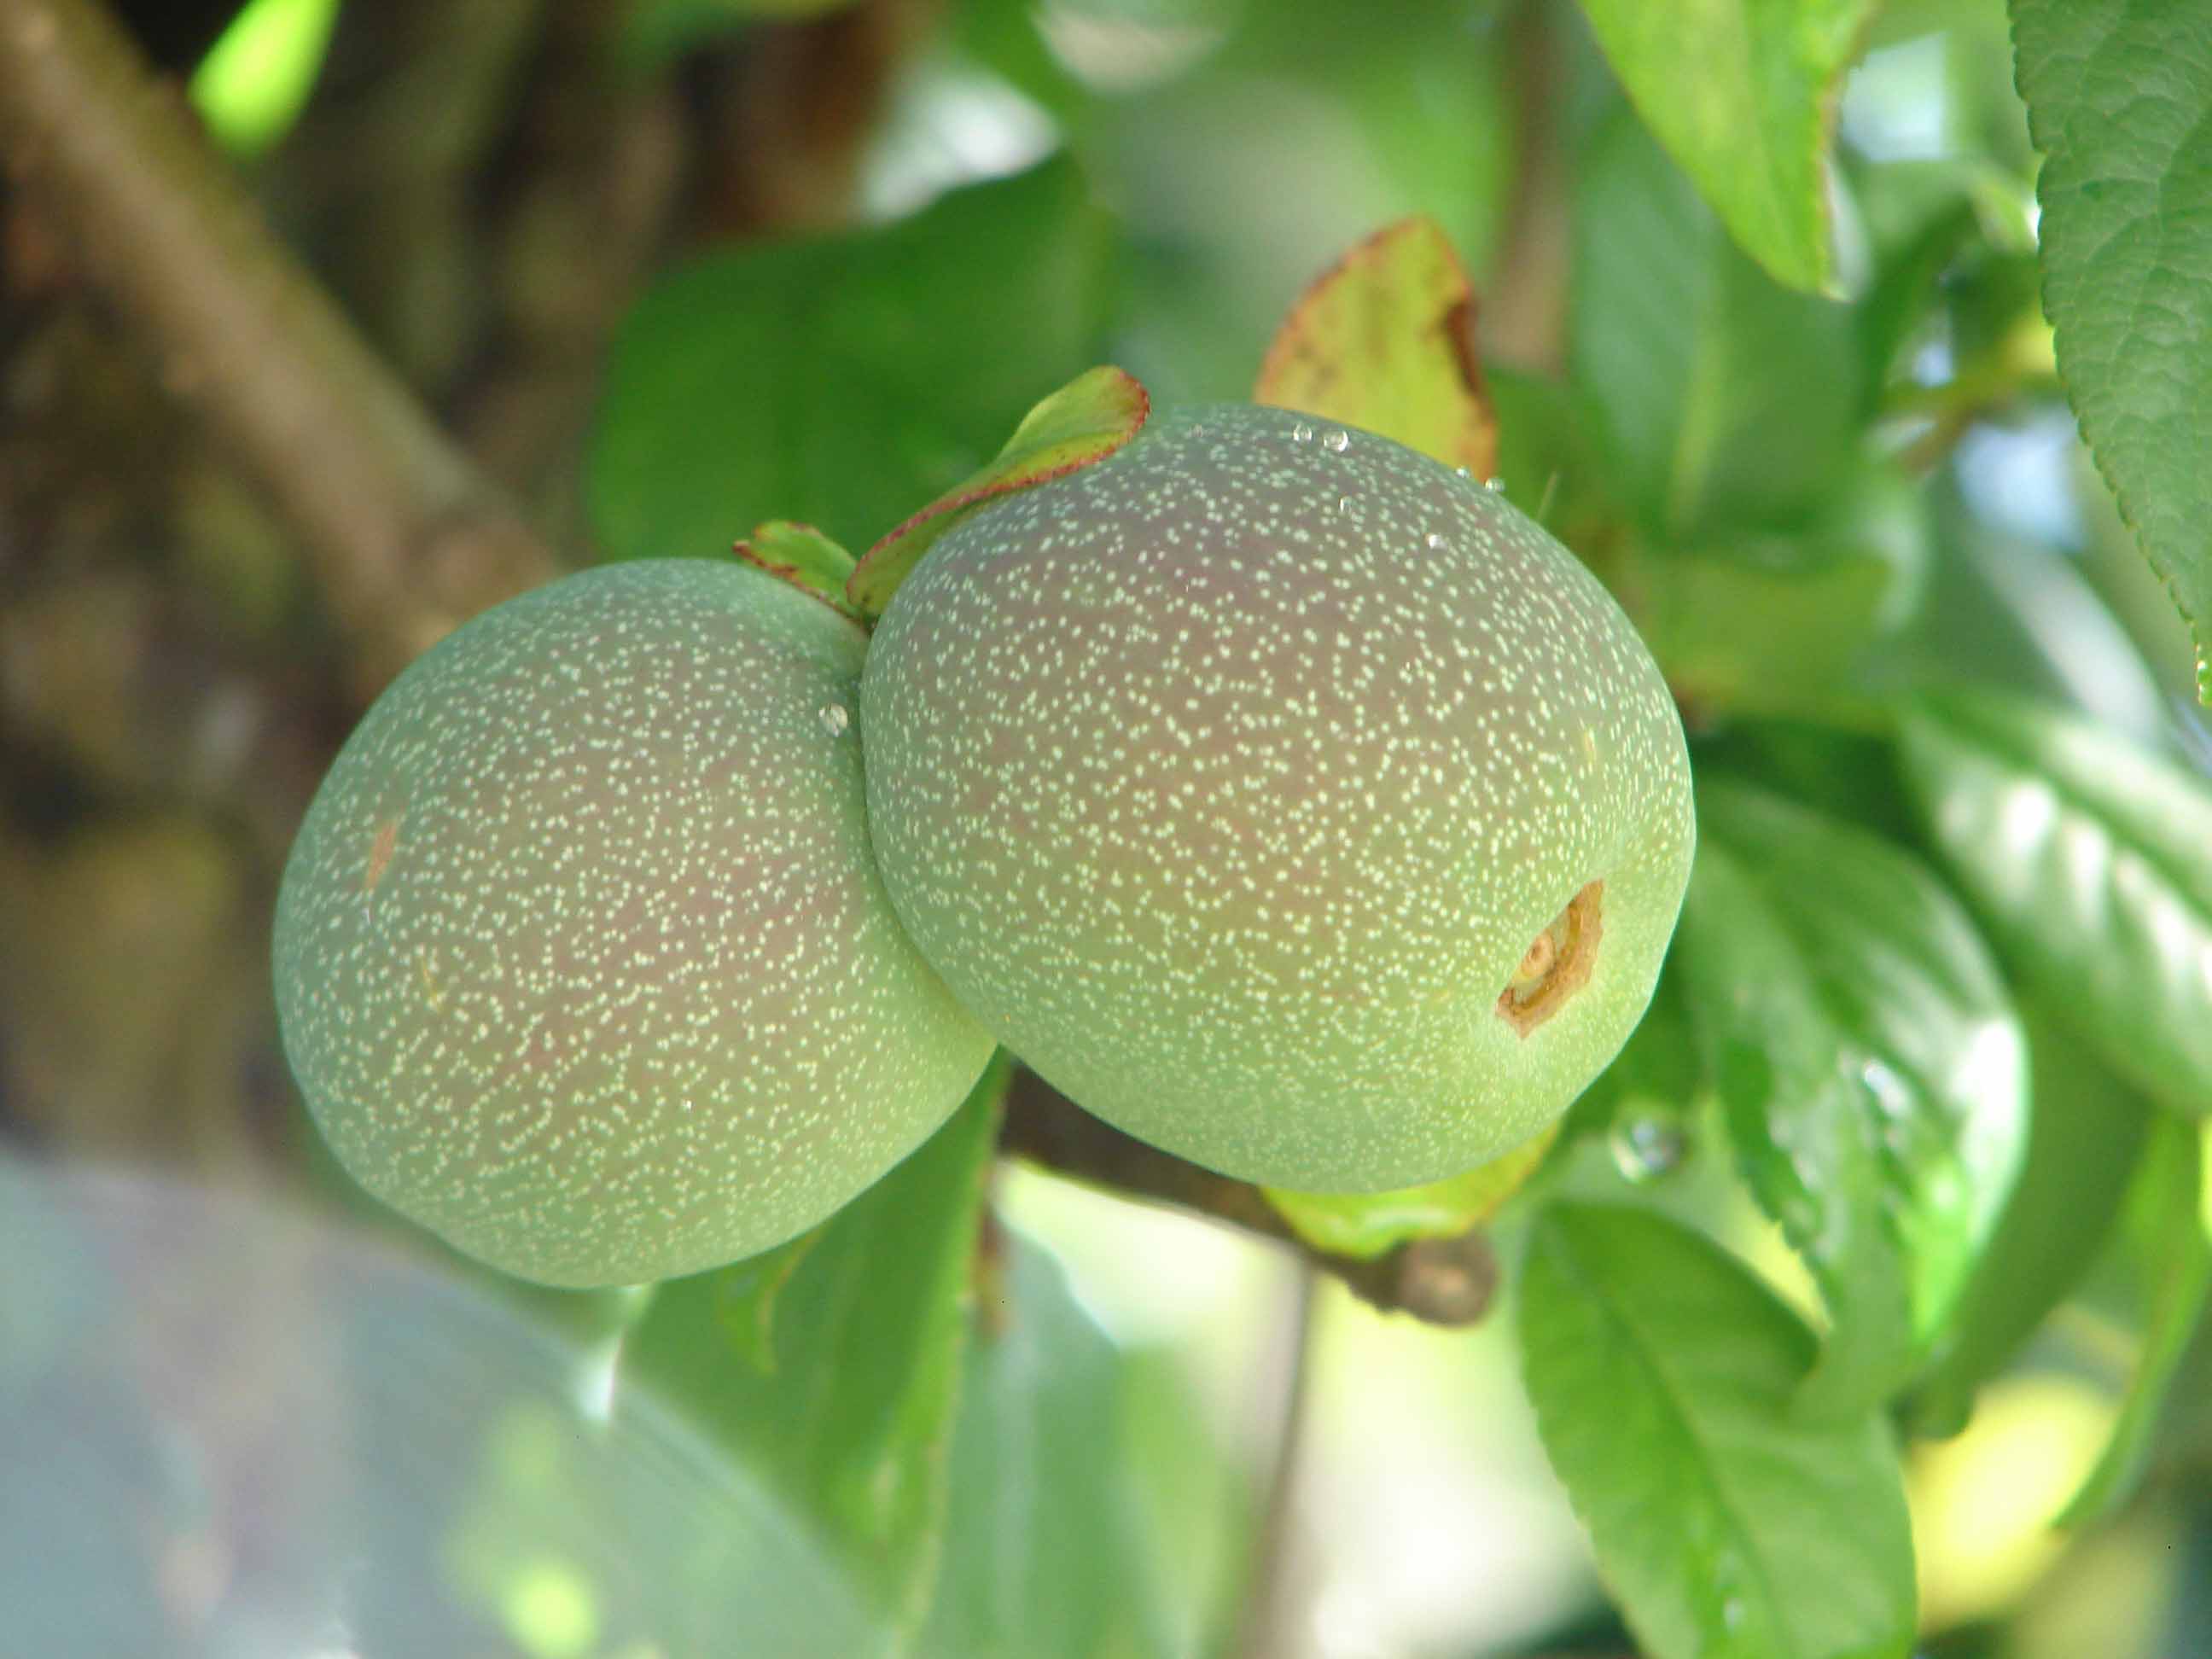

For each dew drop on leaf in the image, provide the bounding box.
[1609,1115,1687,1184]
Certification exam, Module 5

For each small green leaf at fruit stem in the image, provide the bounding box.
[733,520,864,622]
[845,365,1150,620]
[1260,1126,1557,1260]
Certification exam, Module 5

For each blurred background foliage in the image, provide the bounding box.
[3,0,2209,1655]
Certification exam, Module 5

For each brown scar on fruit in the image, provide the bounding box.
[364,815,403,897]
[1496,881,1604,1037]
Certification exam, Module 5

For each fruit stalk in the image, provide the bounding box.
[1001,1070,1498,1327]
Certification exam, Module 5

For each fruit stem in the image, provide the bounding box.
[1000,1071,1497,1327]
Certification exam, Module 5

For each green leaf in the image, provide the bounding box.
[621,1067,1008,1633]
[916,1234,1170,1658]
[1906,1012,2154,1437]
[1571,109,1863,538]
[1520,1202,1917,1659]
[1251,216,1499,476]
[588,157,1115,563]
[734,521,863,622]
[1633,464,1928,722]
[1260,1126,1557,1261]
[2059,1115,2212,1525]
[846,365,1150,620]
[1679,781,2029,1414]
[1562,955,1707,1157]
[1896,686,2212,1118]
[2011,0,2212,698]
[1688,717,1919,847]
[1573,0,1877,295]
[1483,364,1619,544]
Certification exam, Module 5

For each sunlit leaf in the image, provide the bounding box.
[1521,1202,1916,1659]
[1897,686,2212,1119]
[1679,781,2029,1415]
[2012,0,2212,699]
[189,0,340,155]
[1575,0,1876,295]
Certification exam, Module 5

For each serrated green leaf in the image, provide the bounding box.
[1520,1202,1916,1659]
[1574,0,1877,295]
[620,1068,1007,1633]
[1252,215,1499,476]
[847,365,1150,620]
[2011,0,2212,698]
[588,157,1115,563]
[1571,109,1863,538]
[2059,1115,2212,1525]
[916,1235,1170,1658]
[1906,1012,2154,1437]
[1896,686,2212,1118]
[1260,1126,1557,1261]
[1679,782,2029,1414]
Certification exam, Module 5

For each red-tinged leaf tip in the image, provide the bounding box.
[1254,216,1499,479]
[734,520,865,624]
[846,366,1150,620]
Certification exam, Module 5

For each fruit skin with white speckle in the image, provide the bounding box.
[860,404,1693,1190]
[274,559,995,1287]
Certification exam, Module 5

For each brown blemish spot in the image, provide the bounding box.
[1496,880,1604,1038]
[364,816,402,897]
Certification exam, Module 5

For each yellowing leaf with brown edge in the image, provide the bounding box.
[1254,217,1499,478]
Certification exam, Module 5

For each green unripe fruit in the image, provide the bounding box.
[274,560,994,1287]
[861,404,1693,1190]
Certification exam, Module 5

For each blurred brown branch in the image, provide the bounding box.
[0,0,561,690]
[1001,1069,1499,1328]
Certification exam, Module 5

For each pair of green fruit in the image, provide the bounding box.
[274,404,1695,1288]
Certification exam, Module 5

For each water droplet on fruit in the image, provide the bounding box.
[1292,422,1315,443]
[1609,1115,1686,1184]
[1483,476,1506,494]
[818,702,851,736]
[1323,428,1351,453]
[1453,465,1473,479]
[1424,532,1447,551]
[1336,495,1354,515]
[1722,1598,1746,1632]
